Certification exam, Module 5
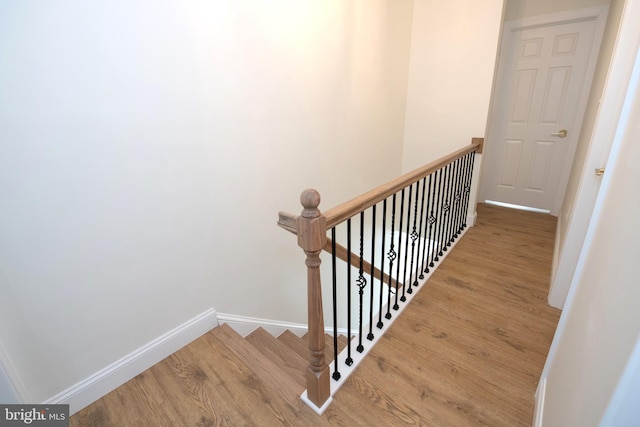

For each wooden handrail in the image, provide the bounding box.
[278,211,298,235]
[323,139,483,229]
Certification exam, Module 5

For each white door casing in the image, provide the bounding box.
[480,7,608,215]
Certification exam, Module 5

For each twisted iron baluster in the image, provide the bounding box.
[401,185,412,302]
[356,212,367,353]
[377,199,387,329]
[452,156,464,240]
[385,194,397,320]
[408,180,421,292]
[439,164,451,256]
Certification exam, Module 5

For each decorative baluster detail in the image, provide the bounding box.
[297,189,329,408]
[345,219,353,366]
[330,228,340,381]
[377,199,387,329]
[439,164,451,255]
[424,174,435,273]
[385,194,397,320]
[394,189,405,310]
[457,155,466,231]
[457,154,469,234]
[356,212,367,353]
[408,180,421,292]
[452,156,464,240]
[445,161,456,247]
[401,184,413,300]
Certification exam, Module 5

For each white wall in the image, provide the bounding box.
[538,2,640,423]
[401,0,504,172]
[0,0,414,404]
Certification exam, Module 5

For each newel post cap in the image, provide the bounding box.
[298,189,326,251]
[300,188,321,218]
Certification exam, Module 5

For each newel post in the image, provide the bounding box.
[297,189,330,408]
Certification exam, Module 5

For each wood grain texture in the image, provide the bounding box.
[71,203,559,427]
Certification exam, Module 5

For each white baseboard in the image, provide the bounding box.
[533,377,547,427]
[45,308,218,415]
[217,313,358,339]
[217,313,309,338]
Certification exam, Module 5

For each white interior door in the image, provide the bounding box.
[481,13,602,214]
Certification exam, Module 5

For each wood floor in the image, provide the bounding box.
[71,203,561,426]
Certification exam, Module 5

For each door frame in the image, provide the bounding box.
[479,5,609,216]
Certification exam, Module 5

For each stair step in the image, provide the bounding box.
[246,328,307,388]
[148,328,300,426]
[213,324,304,411]
[277,330,309,361]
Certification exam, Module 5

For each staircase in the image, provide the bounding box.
[187,324,349,425]
[234,325,344,402]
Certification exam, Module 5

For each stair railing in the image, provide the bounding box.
[278,138,484,413]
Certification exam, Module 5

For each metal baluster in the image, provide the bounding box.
[367,205,376,341]
[440,164,451,255]
[345,219,353,366]
[356,212,367,353]
[407,181,420,294]
[331,228,340,381]
[445,161,457,248]
[401,185,412,302]
[394,189,405,310]
[415,177,427,283]
[411,177,427,287]
[455,157,466,237]
[385,194,397,320]
[377,199,387,329]
[433,168,443,264]
[450,157,461,240]
[423,174,435,274]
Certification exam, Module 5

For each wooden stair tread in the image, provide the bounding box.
[149,336,279,426]
[246,327,307,388]
[213,324,305,411]
[277,330,309,361]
